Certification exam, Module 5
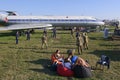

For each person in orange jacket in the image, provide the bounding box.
[51,50,64,64]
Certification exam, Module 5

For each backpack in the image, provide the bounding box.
[73,65,92,78]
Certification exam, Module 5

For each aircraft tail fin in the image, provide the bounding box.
[6,11,17,16]
[0,10,17,16]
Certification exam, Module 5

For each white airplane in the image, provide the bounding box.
[0,11,104,31]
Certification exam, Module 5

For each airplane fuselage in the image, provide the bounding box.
[6,16,104,27]
[0,14,105,31]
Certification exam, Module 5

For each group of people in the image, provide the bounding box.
[16,28,89,55]
[43,27,57,38]
[76,31,89,54]
[51,49,92,78]
[71,28,89,54]
[15,30,31,44]
[41,28,57,49]
[15,28,56,49]
[41,28,89,53]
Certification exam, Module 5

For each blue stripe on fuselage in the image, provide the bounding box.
[8,19,98,23]
[7,19,104,26]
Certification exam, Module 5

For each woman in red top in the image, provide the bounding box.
[51,50,64,64]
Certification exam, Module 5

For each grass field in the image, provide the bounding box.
[0,30,120,80]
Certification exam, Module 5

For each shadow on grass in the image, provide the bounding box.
[60,42,75,45]
[9,46,41,50]
[57,31,70,34]
[89,37,98,40]
[89,50,120,61]
[25,59,58,76]
[99,44,120,47]
[9,46,55,54]
[89,37,107,41]
[0,31,16,37]
[0,42,8,44]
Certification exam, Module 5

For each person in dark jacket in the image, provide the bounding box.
[52,27,57,38]
[15,31,19,44]
[26,30,30,40]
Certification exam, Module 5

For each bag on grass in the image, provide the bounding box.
[73,65,92,78]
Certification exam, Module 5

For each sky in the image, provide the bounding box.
[0,0,120,19]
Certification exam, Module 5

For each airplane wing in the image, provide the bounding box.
[0,24,52,31]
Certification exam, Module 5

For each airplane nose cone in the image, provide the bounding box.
[0,14,8,22]
[100,22,105,25]
[4,17,8,22]
[98,21,105,25]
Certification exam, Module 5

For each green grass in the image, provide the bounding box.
[0,30,120,80]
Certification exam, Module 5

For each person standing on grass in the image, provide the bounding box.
[43,29,47,37]
[76,30,80,38]
[71,28,75,39]
[76,33,84,54]
[53,27,57,38]
[103,28,109,39]
[83,32,89,50]
[41,34,48,49]
[26,30,30,40]
[15,31,19,44]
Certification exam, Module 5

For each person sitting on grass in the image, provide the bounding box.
[50,50,64,71]
[64,57,72,70]
[67,49,78,65]
[72,57,92,78]
[51,49,64,64]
